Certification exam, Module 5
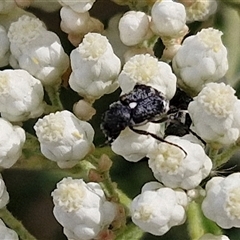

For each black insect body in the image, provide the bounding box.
[101,84,169,142]
[165,88,193,137]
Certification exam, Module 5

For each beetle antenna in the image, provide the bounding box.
[129,126,187,156]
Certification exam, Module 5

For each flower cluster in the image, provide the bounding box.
[0,1,240,240]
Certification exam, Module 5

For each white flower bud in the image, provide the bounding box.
[0,118,25,168]
[69,33,121,101]
[0,69,45,122]
[0,219,18,240]
[52,177,116,240]
[119,11,153,46]
[8,15,69,86]
[202,173,240,229]
[0,176,9,208]
[111,123,161,162]
[58,0,96,13]
[188,82,240,145]
[172,28,228,95]
[199,233,230,240]
[0,25,10,67]
[150,0,186,37]
[185,0,218,23]
[73,99,96,121]
[118,54,177,99]
[131,181,188,236]
[148,136,212,190]
[34,110,94,169]
[60,7,91,33]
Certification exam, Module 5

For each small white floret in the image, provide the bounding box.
[52,177,116,240]
[202,173,240,228]
[150,0,186,37]
[34,110,94,168]
[69,33,121,101]
[172,28,228,95]
[0,118,26,168]
[119,11,153,46]
[147,136,212,190]
[188,82,240,145]
[130,181,188,236]
[118,54,177,100]
[0,69,45,122]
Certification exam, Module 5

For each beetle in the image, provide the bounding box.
[101,84,191,154]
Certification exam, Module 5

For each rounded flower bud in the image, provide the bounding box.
[188,82,240,146]
[111,123,161,162]
[0,69,45,122]
[0,219,18,240]
[202,173,240,228]
[58,0,96,13]
[172,28,228,95]
[52,177,116,240]
[130,181,188,236]
[118,54,177,100]
[119,11,153,46]
[8,15,69,86]
[60,6,104,46]
[150,0,186,37]
[69,32,121,101]
[0,25,10,67]
[199,233,230,240]
[0,176,9,208]
[0,118,25,168]
[147,136,212,190]
[34,110,94,168]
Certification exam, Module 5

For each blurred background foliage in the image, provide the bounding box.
[2,0,240,239]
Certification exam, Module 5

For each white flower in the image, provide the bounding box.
[118,54,177,100]
[148,135,212,190]
[199,233,230,240]
[202,173,240,228]
[0,176,9,208]
[188,82,240,146]
[52,177,116,240]
[185,0,218,23]
[0,118,25,168]
[0,69,45,122]
[172,28,228,95]
[0,25,10,67]
[111,123,161,162]
[0,219,18,240]
[60,6,104,46]
[8,15,69,86]
[150,0,186,37]
[69,32,121,101]
[34,110,94,168]
[119,11,153,46]
[60,7,91,34]
[130,181,188,236]
[58,0,96,13]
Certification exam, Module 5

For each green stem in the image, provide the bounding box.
[44,85,64,111]
[212,144,240,168]
[0,207,37,240]
[115,222,144,240]
[187,201,222,240]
